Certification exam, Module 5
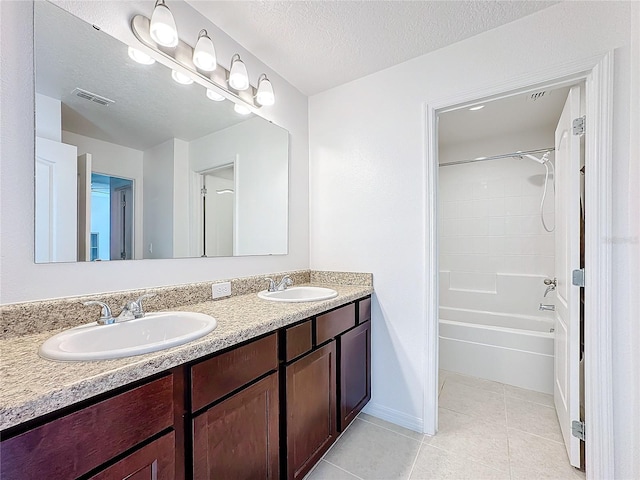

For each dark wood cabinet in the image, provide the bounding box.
[338,319,371,431]
[192,372,279,480]
[0,295,371,480]
[0,375,174,480]
[285,342,337,480]
[89,432,176,480]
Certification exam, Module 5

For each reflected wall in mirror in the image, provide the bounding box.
[34,1,289,263]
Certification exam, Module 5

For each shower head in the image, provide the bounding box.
[520,152,550,164]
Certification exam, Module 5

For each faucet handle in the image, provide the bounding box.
[83,301,115,325]
[543,277,557,286]
[265,278,277,292]
[130,293,155,318]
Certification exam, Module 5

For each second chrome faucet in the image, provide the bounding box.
[83,293,155,325]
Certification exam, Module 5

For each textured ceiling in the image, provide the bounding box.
[187,1,559,96]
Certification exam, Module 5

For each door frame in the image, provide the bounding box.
[423,51,614,478]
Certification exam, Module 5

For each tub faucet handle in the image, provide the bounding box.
[543,277,557,286]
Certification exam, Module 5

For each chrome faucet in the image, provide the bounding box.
[275,275,293,291]
[83,293,155,325]
[265,275,294,292]
[543,277,557,297]
[539,303,555,312]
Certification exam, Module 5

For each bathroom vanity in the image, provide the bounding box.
[0,282,371,480]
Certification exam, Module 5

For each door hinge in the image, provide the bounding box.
[573,116,586,136]
[572,420,585,441]
[572,269,585,287]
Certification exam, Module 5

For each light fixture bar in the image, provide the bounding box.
[131,14,259,110]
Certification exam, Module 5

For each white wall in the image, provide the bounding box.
[309,2,639,476]
[173,138,191,258]
[35,93,61,142]
[0,0,309,303]
[62,131,145,260]
[143,139,175,259]
[190,117,288,255]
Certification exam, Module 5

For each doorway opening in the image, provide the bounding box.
[436,83,585,472]
[89,173,134,261]
[424,52,615,479]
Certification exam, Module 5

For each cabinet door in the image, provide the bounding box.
[192,372,279,480]
[286,342,336,480]
[89,432,175,480]
[339,321,371,431]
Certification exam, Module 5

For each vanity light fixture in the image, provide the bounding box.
[171,70,193,85]
[128,46,156,65]
[206,89,225,102]
[228,54,249,91]
[131,9,275,109]
[216,189,234,194]
[255,74,275,106]
[149,0,178,48]
[192,30,216,72]
[469,105,485,111]
[233,104,251,115]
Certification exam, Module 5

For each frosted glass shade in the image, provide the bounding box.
[150,1,178,48]
[228,55,249,91]
[206,89,225,102]
[171,70,193,85]
[233,104,251,115]
[128,47,155,65]
[193,31,217,72]
[256,76,275,106]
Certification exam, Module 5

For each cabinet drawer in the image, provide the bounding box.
[316,303,356,345]
[191,333,278,412]
[285,320,313,362]
[358,297,371,323]
[89,431,175,480]
[0,375,174,480]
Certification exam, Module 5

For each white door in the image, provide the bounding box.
[554,85,582,467]
[35,137,78,263]
[77,153,92,261]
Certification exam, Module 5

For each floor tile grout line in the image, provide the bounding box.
[322,459,365,480]
[438,405,508,429]
[507,425,566,445]
[503,386,514,480]
[405,432,427,480]
[424,442,511,475]
[357,417,423,443]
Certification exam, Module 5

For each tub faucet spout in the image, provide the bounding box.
[539,303,555,312]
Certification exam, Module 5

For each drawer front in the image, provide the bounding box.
[191,333,278,412]
[358,297,371,324]
[0,375,174,480]
[315,303,356,345]
[285,320,313,362]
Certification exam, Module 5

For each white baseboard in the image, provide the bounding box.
[361,402,423,433]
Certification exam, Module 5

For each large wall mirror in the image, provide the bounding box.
[34,1,289,263]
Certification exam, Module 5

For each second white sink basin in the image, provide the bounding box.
[39,311,217,361]
[258,286,338,303]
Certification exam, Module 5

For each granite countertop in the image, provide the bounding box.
[0,283,373,431]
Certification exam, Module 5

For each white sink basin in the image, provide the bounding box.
[258,286,338,303]
[39,312,217,361]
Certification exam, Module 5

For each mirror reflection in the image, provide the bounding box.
[34,1,289,263]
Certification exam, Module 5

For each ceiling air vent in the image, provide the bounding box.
[71,87,115,106]
[527,90,549,102]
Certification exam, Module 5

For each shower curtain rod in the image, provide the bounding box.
[439,147,555,167]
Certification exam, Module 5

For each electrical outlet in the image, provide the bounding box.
[212,282,232,299]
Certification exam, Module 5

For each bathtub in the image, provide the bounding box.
[439,306,554,394]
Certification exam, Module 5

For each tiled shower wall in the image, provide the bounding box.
[438,155,555,293]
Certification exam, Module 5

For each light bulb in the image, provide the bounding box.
[193,30,217,72]
[171,70,193,85]
[128,47,155,65]
[228,54,249,91]
[206,89,225,102]
[256,74,275,106]
[149,0,178,48]
[234,104,251,115]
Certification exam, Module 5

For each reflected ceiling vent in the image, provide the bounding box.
[527,90,550,102]
[71,87,115,106]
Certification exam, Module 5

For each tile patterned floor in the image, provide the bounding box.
[305,370,586,480]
